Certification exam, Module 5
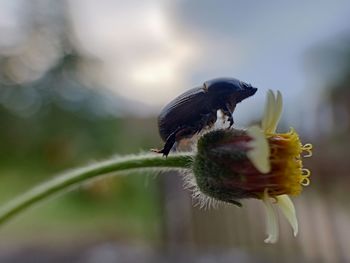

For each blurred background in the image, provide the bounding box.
[0,0,350,262]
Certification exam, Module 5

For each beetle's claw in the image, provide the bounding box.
[150,148,169,157]
[150,148,162,154]
[227,117,234,129]
[151,148,162,153]
[150,148,159,152]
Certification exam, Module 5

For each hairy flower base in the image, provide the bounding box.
[192,129,312,206]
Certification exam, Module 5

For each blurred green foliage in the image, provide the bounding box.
[0,53,163,243]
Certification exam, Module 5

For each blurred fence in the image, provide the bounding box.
[159,156,350,263]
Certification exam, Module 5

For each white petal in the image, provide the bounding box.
[276,195,298,236]
[261,90,275,132]
[269,90,283,133]
[261,90,284,134]
[247,126,271,173]
[262,191,279,243]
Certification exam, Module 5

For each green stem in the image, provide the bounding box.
[0,153,193,226]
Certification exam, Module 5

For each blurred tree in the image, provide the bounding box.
[0,1,162,243]
[307,35,350,138]
[0,53,125,171]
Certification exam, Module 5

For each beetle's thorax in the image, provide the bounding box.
[206,91,234,109]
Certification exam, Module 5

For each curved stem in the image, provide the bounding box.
[0,153,193,225]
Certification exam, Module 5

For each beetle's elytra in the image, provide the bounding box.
[152,77,257,157]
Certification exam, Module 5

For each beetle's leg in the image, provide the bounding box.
[220,110,233,127]
[151,127,182,157]
[152,125,202,157]
[175,126,200,139]
[152,113,217,157]
[175,113,217,143]
[199,112,217,129]
[222,103,235,128]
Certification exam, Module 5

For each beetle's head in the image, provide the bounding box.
[236,80,258,102]
[204,78,257,103]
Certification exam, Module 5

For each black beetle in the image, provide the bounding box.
[152,77,257,156]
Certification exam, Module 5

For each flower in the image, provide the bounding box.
[189,90,312,243]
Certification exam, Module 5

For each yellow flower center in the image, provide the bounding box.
[265,128,312,197]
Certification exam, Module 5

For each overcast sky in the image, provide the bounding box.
[68,1,350,121]
[1,0,350,131]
